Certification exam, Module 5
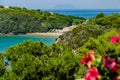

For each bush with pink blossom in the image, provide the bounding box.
[78,29,120,80]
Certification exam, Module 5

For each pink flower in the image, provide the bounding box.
[80,50,95,68]
[110,34,120,44]
[80,54,92,68]
[103,56,118,72]
[84,67,100,80]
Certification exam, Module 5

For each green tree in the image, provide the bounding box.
[96,13,104,19]
[77,29,119,57]
[0,5,4,8]
[0,54,5,77]
[3,41,80,80]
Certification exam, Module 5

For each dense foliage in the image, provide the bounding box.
[57,14,120,49]
[0,6,85,34]
[77,29,119,56]
[0,41,80,80]
[1,6,120,79]
[78,29,120,80]
[1,30,120,80]
[0,54,5,77]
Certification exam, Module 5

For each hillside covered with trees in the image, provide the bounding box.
[0,5,85,34]
[57,13,120,49]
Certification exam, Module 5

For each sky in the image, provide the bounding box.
[0,0,120,9]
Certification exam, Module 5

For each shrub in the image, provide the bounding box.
[3,41,80,80]
[78,29,120,80]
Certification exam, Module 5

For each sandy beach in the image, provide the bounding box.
[26,25,77,37]
[26,32,63,37]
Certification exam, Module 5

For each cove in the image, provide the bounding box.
[0,35,57,52]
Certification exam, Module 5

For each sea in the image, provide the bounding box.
[1,9,120,52]
[43,9,120,18]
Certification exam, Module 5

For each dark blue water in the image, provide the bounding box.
[42,9,120,18]
[0,35,56,52]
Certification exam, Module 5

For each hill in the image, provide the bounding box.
[0,6,85,34]
[57,13,120,49]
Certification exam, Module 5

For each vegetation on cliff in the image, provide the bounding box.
[0,6,85,34]
[57,13,120,49]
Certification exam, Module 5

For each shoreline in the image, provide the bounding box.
[26,32,63,37]
[0,32,62,37]
[26,25,77,37]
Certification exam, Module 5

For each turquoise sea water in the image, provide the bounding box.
[43,9,120,18]
[0,35,56,52]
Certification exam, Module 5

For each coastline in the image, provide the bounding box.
[26,32,63,37]
[0,32,62,37]
[26,25,77,37]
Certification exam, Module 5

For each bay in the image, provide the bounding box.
[0,35,57,52]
